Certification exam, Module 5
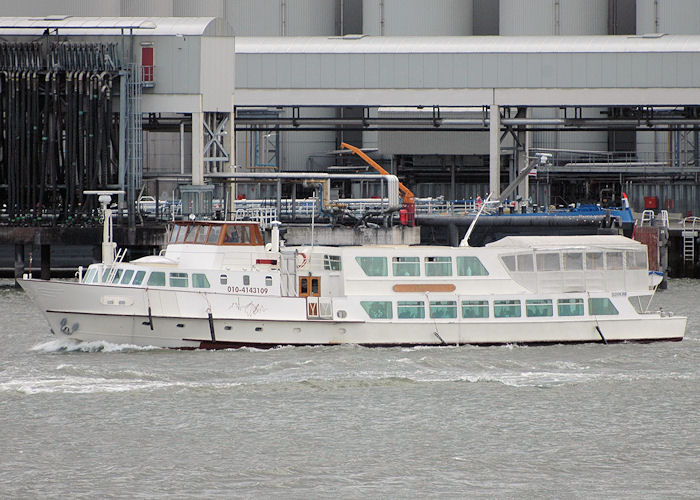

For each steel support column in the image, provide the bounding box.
[489,104,501,197]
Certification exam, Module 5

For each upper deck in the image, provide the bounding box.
[168,221,265,247]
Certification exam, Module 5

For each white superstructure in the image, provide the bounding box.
[20,220,686,349]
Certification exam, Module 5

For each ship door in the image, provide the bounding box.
[300,276,322,318]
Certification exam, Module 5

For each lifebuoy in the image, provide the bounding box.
[297,252,308,269]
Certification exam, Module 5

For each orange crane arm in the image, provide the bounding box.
[340,142,415,204]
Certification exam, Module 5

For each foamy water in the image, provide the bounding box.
[1,279,698,498]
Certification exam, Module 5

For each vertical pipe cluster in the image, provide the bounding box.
[0,42,120,224]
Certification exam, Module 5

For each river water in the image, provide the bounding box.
[0,278,698,499]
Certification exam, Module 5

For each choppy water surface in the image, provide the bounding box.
[1,279,698,499]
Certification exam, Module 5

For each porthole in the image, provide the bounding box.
[336,310,347,319]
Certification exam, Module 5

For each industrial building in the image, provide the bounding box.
[1,0,700,222]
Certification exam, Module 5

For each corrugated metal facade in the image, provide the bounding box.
[637,0,700,35]
[500,0,608,35]
[121,0,173,16]
[362,0,473,36]
[174,0,224,18]
[0,0,120,16]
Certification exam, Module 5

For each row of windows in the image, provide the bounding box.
[355,256,489,277]
[360,297,619,320]
[85,267,212,289]
[502,250,647,273]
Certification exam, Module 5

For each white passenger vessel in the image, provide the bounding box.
[20,214,686,348]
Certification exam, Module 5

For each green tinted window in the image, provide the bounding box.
[361,301,393,319]
[494,300,521,318]
[132,270,146,286]
[356,257,388,276]
[192,273,210,288]
[397,301,425,319]
[425,256,452,276]
[147,271,166,287]
[461,300,489,318]
[589,297,619,316]
[393,257,420,276]
[526,299,553,317]
[558,298,584,316]
[169,272,189,287]
[430,301,457,319]
[456,256,489,276]
[324,255,342,271]
[120,269,134,285]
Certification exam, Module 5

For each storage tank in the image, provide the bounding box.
[637,0,700,34]
[363,0,473,36]
[500,0,608,35]
[500,0,609,154]
[121,0,174,17]
[223,0,337,36]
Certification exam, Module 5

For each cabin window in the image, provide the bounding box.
[361,301,393,319]
[192,273,210,288]
[265,275,273,286]
[120,269,135,285]
[558,298,584,316]
[311,279,319,294]
[220,274,228,285]
[110,269,123,284]
[323,255,342,271]
[526,299,553,317]
[456,256,489,276]
[169,225,180,244]
[425,256,452,276]
[243,275,250,286]
[430,300,457,319]
[563,252,584,271]
[356,256,388,276]
[606,252,624,270]
[176,226,188,243]
[83,268,97,283]
[169,272,189,287]
[195,226,210,243]
[516,254,534,272]
[501,255,516,271]
[132,271,146,286]
[223,225,250,244]
[300,278,308,295]
[100,269,111,283]
[207,225,222,244]
[397,301,425,319]
[461,300,489,318]
[536,253,560,272]
[586,252,604,270]
[184,225,198,243]
[147,271,166,287]
[494,299,521,318]
[626,250,647,270]
[393,256,420,276]
[589,297,619,315]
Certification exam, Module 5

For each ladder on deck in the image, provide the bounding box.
[682,217,700,265]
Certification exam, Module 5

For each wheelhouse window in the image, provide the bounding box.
[361,301,393,319]
[147,271,166,287]
[356,256,388,276]
[169,272,189,287]
[558,298,584,316]
[132,271,146,286]
[456,256,489,276]
[169,225,181,244]
[461,300,489,318]
[393,256,420,276]
[430,300,457,319]
[109,269,123,284]
[192,273,210,288]
[397,301,425,319]
[223,225,251,244]
[563,252,584,271]
[536,253,560,272]
[494,299,521,318]
[207,226,222,244]
[184,225,198,243]
[425,256,452,276]
[589,297,619,315]
[195,226,210,244]
[526,299,553,317]
[83,268,97,283]
[324,255,342,271]
[120,269,135,285]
